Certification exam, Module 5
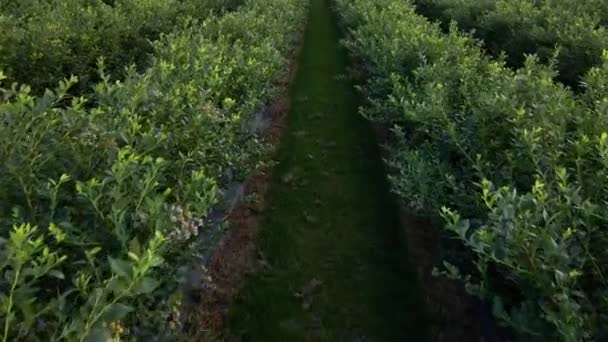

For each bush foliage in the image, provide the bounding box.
[0,0,243,94]
[414,0,608,89]
[336,0,608,340]
[0,0,306,340]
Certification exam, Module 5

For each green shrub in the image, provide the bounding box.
[0,0,243,95]
[0,0,307,339]
[336,0,608,340]
[415,0,608,89]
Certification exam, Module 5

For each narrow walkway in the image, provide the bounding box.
[229,0,428,340]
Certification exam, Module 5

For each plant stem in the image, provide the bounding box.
[79,278,136,342]
[3,265,21,342]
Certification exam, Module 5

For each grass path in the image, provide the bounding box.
[228,0,429,340]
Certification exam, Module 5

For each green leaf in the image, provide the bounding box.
[129,237,141,255]
[87,247,102,257]
[127,252,139,262]
[108,257,132,279]
[101,303,133,322]
[85,326,111,342]
[135,277,160,295]
[456,219,470,240]
[48,270,65,280]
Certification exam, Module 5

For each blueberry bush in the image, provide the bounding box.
[0,0,307,340]
[414,0,608,89]
[335,0,608,340]
[0,0,243,94]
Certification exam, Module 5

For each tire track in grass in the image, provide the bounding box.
[229,0,429,340]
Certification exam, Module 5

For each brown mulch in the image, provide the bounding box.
[188,33,303,341]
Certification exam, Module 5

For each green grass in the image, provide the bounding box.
[228,0,429,340]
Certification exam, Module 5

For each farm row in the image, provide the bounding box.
[0,0,242,94]
[0,0,306,340]
[335,0,607,340]
[415,0,608,88]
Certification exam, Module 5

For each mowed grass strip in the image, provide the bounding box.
[229,0,429,340]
